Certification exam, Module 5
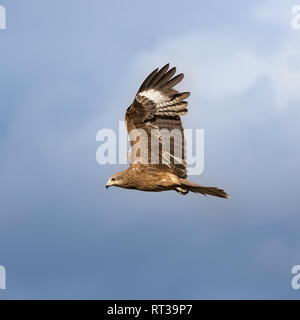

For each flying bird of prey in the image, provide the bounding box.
[106,64,228,198]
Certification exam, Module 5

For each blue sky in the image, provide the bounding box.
[0,0,300,299]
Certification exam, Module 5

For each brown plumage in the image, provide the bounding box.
[106,64,229,199]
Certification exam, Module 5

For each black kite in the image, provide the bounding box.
[106,64,228,198]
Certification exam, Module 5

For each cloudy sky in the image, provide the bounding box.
[0,0,300,299]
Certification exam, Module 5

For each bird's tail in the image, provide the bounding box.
[178,178,229,199]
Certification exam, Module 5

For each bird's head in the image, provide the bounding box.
[106,172,125,189]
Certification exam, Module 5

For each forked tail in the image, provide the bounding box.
[178,179,229,199]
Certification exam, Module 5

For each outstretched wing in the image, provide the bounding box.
[125,64,190,178]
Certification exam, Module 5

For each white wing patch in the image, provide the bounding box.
[136,89,189,117]
[139,89,170,105]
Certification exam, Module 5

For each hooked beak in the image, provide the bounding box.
[106,179,113,189]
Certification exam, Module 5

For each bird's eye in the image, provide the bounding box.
[111,178,115,181]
